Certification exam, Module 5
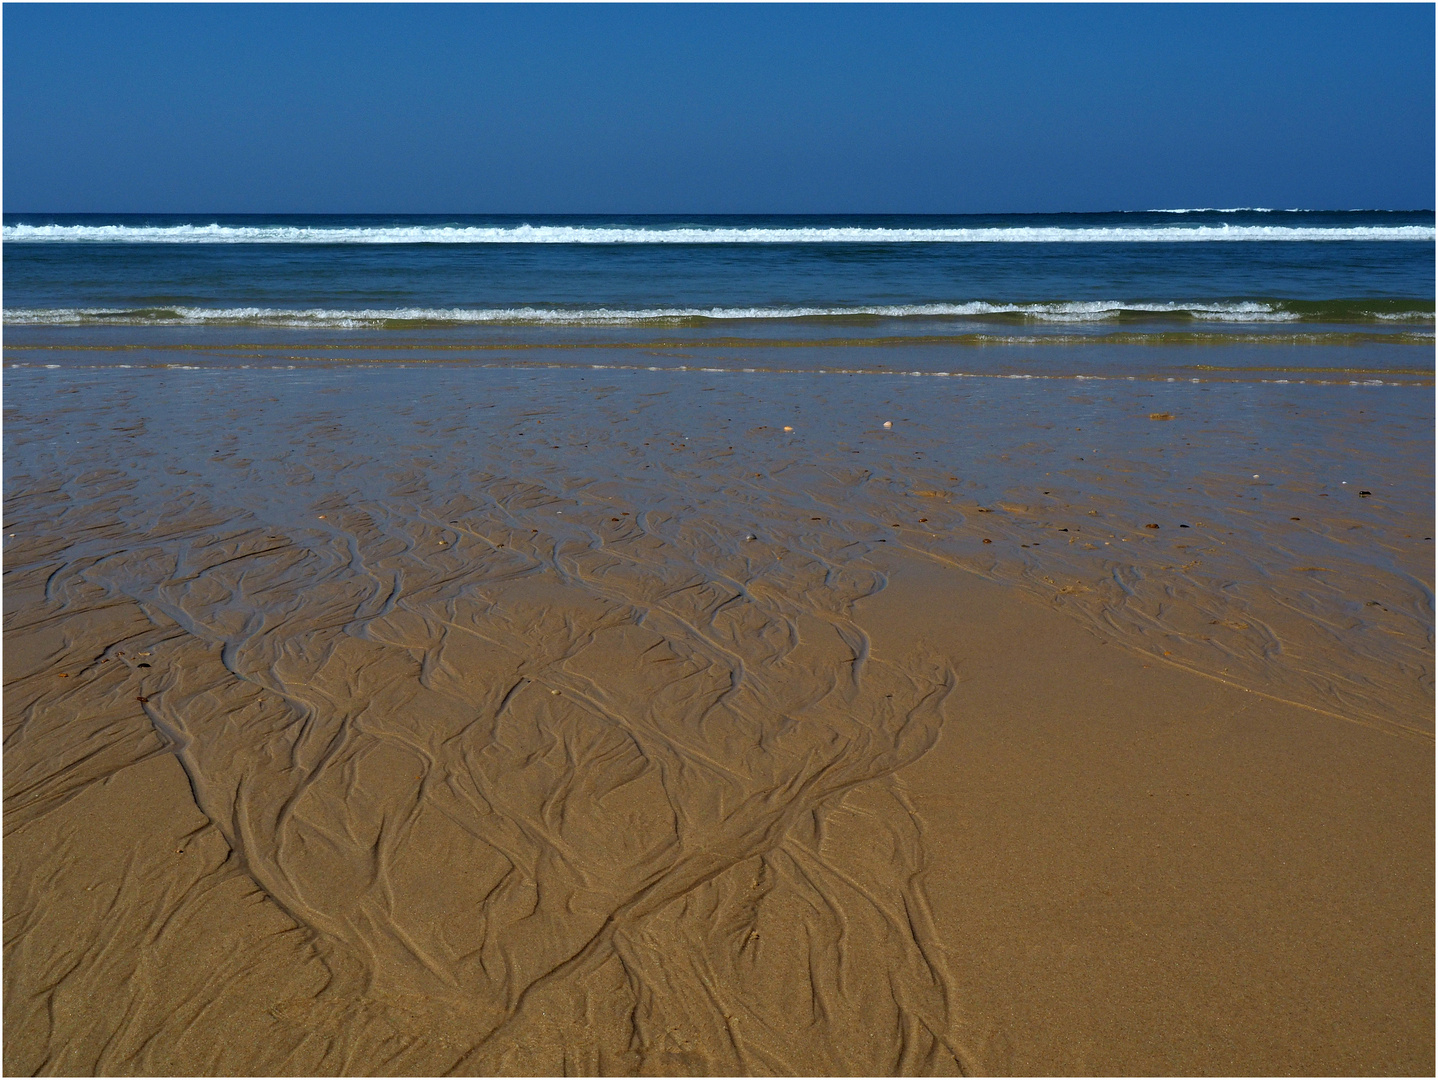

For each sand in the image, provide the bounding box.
[866,559,1432,1074]
[4,362,1432,1074]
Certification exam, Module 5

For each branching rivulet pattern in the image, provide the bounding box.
[33,474,969,1074]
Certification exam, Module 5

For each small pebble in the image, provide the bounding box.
[882,421,893,429]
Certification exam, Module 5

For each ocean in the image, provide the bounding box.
[3,211,1433,374]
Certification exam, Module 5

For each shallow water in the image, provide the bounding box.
[7,359,1431,729]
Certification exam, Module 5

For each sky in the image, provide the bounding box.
[4,3,1433,214]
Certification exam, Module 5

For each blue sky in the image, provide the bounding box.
[4,3,1433,213]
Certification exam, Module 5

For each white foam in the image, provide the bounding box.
[1147,207,1281,214]
[0,299,1327,327]
[3,223,1433,244]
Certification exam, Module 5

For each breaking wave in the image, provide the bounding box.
[5,222,1434,244]
[5,299,1432,328]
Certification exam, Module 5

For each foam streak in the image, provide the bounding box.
[5,223,1434,244]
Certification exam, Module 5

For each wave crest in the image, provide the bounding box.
[6,300,1434,329]
[5,223,1434,244]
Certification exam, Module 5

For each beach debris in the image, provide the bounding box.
[745,534,756,541]
[1145,523,1160,529]
[1359,490,1372,497]
[1149,412,1174,420]
[982,538,992,544]
[783,426,794,432]
[882,420,893,429]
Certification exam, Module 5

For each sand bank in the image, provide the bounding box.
[866,557,1433,1074]
[5,546,1429,1074]
[4,362,1432,1074]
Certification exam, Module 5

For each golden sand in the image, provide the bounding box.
[4,365,1432,1074]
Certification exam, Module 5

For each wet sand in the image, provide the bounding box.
[867,559,1432,1074]
[4,360,1433,1074]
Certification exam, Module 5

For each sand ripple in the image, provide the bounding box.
[7,469,967,1074]
[5,362,1430,1073]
